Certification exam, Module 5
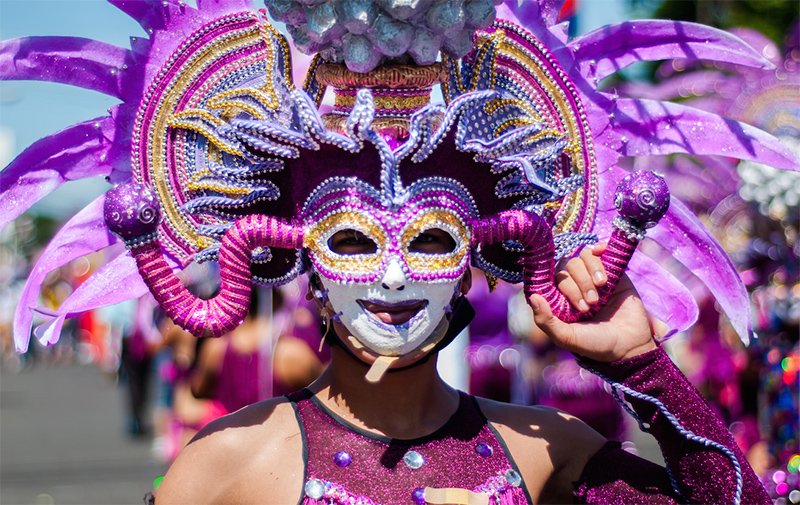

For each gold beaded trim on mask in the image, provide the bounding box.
[150,27,266,252]
[334,93,431,110]
[305,211,386,274]
[498,42,586,234]
[401,210,470,273]
[474,27,597,236]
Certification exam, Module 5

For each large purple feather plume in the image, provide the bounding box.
[2,0,256,352]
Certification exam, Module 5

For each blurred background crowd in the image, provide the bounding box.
[1,0,798,504]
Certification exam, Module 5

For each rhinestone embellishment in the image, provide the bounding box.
[304,478,326,499]
[403,450,425,469]
[505,469,522,488]
[411,487,426,504]
[475,442,493,457]
[333,450,352,467]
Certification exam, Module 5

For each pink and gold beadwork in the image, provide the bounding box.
[305,211,387,279]
[442,23,600,238]
[402,210,470,276]
[304,183,472,286]
[132,11,293,262]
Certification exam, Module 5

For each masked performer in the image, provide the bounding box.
[3,1,798,503]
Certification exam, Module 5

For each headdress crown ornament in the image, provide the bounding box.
[2,0,797,351]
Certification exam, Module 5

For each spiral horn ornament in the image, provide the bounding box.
[104,183,304,338]
[471,170,670,323]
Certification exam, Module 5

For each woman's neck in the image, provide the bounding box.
[309,345,460,440]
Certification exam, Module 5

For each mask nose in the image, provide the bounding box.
[381,259,406,291]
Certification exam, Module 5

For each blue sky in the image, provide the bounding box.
[0,0,148,218]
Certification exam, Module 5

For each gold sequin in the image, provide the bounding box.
[305,211,386,274]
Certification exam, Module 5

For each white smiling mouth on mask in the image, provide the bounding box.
[356,299,429,329]
[322,273,456,357]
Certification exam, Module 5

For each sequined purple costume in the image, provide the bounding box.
[288,389,530,505]
[284,346,771,505]
[140,345,770,505]
[575,346,771,504]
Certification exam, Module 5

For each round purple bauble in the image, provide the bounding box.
[104,182,162,241]
[614,171,670,229]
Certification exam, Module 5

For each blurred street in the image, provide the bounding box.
[1,361,165,505]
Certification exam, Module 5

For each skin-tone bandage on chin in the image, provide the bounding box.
[355,315,450,383]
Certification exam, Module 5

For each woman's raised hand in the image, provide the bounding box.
[528,243,656,363]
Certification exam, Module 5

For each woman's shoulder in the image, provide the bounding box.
[477,395,606,455]
[154,396,305,504]
[477,396,598,431]
[475,396,607,503]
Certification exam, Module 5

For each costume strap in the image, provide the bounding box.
[573,441,681,504]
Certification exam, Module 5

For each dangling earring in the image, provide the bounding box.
[485,271,498,292]
[318,301,335,353]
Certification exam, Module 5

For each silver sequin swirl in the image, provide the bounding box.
[636,188,656,210]
[138,201,158,224]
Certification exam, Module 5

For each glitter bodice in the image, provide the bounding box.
[288,389,530,505]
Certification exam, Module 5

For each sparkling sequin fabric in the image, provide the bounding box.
[575,346,771,504]
[288,389,530,505]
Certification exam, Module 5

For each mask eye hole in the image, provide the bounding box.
[408,228,457,254]
[329,229,378,255]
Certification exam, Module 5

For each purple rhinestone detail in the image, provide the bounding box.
[411,487,426,504]
[103,182,161,240]
[475,442,493,457]
[333,450,352,467]
[614,171,670,229]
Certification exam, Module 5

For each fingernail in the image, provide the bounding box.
[586,289,598,303]
[593,271,605,284]
[530,296,540,312]
[578,299,590,312]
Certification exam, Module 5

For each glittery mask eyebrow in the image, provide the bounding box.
[305,210,386,283]
[304,182,473,285]
[401,210,470,281]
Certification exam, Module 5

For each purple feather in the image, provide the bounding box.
[13,196,119,353]
[497,1,574,63]
[649,197,752,345]
[619,70,739,103]
[28,244,138,346]
[0,116,124,230]
[0,37,133,99]
[601,97,800,170]
[569,20,773,83]
[196,0,254,12]
[627,251,699,337]
[109,0,196,38]
[51,248,150,318]
[32,314,66,347]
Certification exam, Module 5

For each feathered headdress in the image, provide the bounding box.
[1,0,797,352]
